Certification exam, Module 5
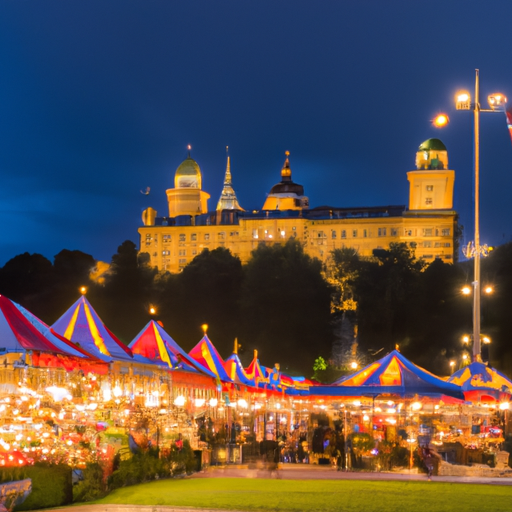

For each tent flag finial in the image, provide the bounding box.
[395,344,400,352]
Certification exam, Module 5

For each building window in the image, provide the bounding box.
[204,233,210,241]
[425,198,433,205]
[426,185,434,191]
[218,232,226,240]
[179,234,186,242]
[424,241,432,248]
[331,230,337,239]
[424,228,433,236]
[435,242,441,248]
[423,254,433,259]
[378,228,387,237]
[444,242,451,247]
[163,234,171,242]
[252,229,259,239]
[442,228,450,236]
[162,250,170,255]
[391,228,398,237]
[230,231,238,237]
[410,242,417,249]
[191,233,197,241]
[341,230,346,239]
[179,258,187,265]
[352,230,358,238]
[179,249,186,256]
[363,229,367,238]
[445,255,452,260]
[318,231,325,238]
[292,226,296,231]
[192,249,197,256]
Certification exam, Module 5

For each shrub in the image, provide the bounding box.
[73,463,108,503]
[14,463,72,511]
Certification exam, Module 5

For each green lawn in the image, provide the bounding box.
[93,477,512,512]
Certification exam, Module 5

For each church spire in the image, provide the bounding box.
[216,146,244,211]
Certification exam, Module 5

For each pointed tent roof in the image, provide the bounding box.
[0,295,94,359]
[245,350,268,384]
[314,350,464,399]
[223,339,254,386]
[189,335,231,382]
[448,362,512,402]
[216,149,244,211]
[129,321,214,376]
[52,296,133,362]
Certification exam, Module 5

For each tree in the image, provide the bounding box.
[324,247,362,368]
[356,242,425,356]
[97,241,158,344]
[156,248,243,354]
[239,239,333,374]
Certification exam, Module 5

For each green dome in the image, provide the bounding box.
[418,138,447,152]
[175,156,201,177]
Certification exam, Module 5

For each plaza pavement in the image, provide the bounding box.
[38,464,512,512]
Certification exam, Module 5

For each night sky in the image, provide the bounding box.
[1,1,512,266]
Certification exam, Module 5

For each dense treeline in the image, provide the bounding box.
[1,239,511,377]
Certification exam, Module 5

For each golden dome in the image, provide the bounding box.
[174,156,202,189]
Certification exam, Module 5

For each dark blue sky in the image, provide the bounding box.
[1,1,512,266]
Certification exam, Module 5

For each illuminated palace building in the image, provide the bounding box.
[139,139,457,272]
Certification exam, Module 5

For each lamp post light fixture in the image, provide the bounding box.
[454,70,507,363]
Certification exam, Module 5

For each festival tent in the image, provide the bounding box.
[129,320,215,377]
[447,362,512,403]
[52,296,134,362]
[223,340,254,387]
[188,334,231,382]
[244,350,268,386]
[313,350,464,400]
[0,295,106,372]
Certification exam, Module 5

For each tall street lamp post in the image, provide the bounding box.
[449,70,507,362]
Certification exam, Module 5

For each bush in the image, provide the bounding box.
[109,447,166,491]
[73,463,108,503]
[14,463,72,511]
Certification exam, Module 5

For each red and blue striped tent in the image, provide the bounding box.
[189,334,231,382]
[0,295,106,372]
[224,340,254,386]
[244,350,268,386]
[129,320,214,376]
[313,350,464,399]
[448,361,512,403]
[52,296,133,362]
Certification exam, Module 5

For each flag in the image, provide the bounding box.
[506,106,512,146]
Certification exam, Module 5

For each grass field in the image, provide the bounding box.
[93,477,512,512]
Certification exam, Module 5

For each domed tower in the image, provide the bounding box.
[166,148,210,217]
[262,152,309,211]
[407,138,454,210]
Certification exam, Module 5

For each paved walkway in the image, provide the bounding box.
[39,464,512,512]
[194,463,512,485]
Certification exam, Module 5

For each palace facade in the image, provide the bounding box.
[139,139,458,272]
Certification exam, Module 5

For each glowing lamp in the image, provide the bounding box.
[462,335,470,344]
[499,402,509,411]
[350,362,358,370]
[482,336,491,344]
[433,113,449,128]
[484,286,493,294]
[455,91,471,110]
[80,287,87,295]
[488,93,507,110]
[411,402,422,411]
[462,286,471,295]
[174,396,186,406]
[195,398,206,407]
